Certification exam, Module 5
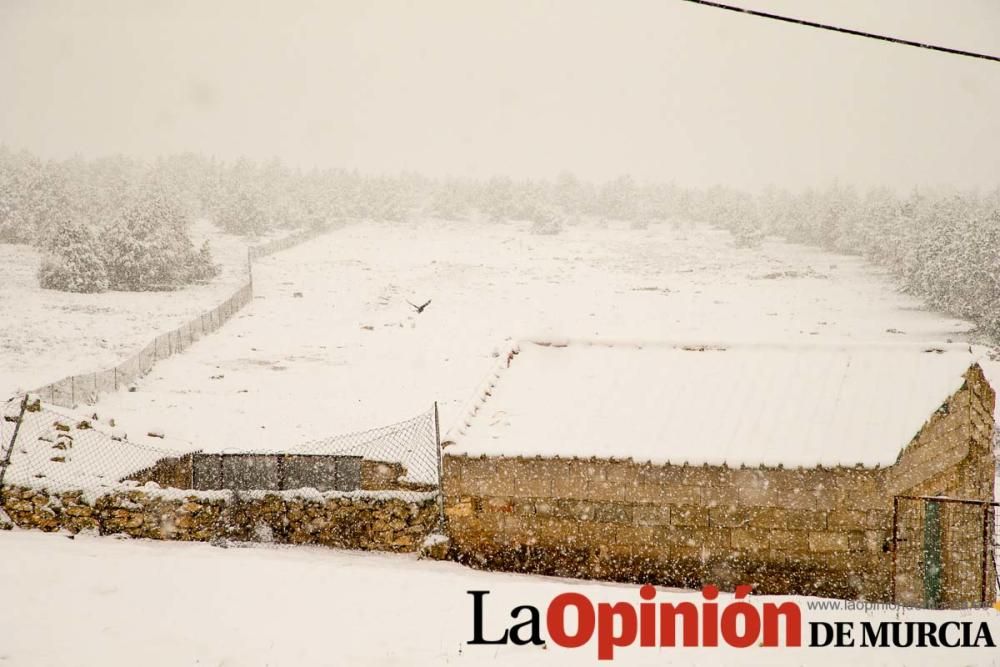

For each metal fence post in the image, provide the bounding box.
[891,495,899,604]
[982,504,991,607]
[0,396,29,510]
[434,401,445,531]
[993,506,999,598]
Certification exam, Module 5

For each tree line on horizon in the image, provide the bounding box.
[1,147,998,343]
[699,184,1000,340]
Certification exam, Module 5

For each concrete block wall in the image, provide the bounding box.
[127,452,365,493]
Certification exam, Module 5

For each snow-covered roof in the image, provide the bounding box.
[447,340,979,468]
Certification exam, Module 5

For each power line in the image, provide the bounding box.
[679,0,1000,64]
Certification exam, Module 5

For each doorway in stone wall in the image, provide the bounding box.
[891,495,997,609]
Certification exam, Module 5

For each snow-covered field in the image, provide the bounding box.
[0,221,253,401]
[3,218,999,666]
[70,217,993,455]
[1,529,997,666]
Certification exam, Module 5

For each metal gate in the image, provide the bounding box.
[892,495,998,609]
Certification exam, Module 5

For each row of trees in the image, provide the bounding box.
[0,150,224,292]
[1,147,693,247]
[4,146,999,337]
[0,149,697,293]
[38,190,218,293]
[426,173,686,227]
[697,184,1000,339]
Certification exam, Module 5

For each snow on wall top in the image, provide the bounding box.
[447,340,978,468]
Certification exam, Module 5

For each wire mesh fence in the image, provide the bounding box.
[1,396,197,497]
[27,282,253,409]
[1,396,441,504]
[247,224,330,260]
[994,505,1000,598]
[20,225,333,411]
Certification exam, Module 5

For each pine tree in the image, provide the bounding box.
[37,215,109,293]
[216,191,268,236]
[104,190,208,291]
[188,240,220,283]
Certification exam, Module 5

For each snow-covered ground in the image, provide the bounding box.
[0,221,253,401]
[3,219,999,666]
[75,218,992,455]
[0,529,997,666]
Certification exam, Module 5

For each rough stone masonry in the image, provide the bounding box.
[442,364,996,606]
[1,485,437,552]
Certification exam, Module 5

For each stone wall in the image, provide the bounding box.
[443,365,996,606]
[1,485,437,552]
[361,459,435,492]
[128,453,196,490]
[889,363,996,607]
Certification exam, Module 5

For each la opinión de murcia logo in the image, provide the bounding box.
[467,586,997,659]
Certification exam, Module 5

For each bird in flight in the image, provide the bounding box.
[407,299,432,314]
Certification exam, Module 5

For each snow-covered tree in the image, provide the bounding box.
[479,176,516,222]
[217,191,269,236]
[37,215,109,293]
[554,171,588,220]
[428,179,472,220]
[188,240,220,283]
[597,175,638,222]
[104,190,215,291]
[528,204,564,235]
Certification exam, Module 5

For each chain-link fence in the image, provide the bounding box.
[247,224,331,260]
[1,396,440,505]
[22,225,334,411]
[28,283,253,409]
[0,396,181,497]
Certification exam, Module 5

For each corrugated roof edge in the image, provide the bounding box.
[440,449,894,472]
[514,336,977,354]
[441,337,982,471]
[442,340,522,446]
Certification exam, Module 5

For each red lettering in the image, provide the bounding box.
[702,585,719,646]
[719,586,760,648]
[547,593,596,649]
[597,602,638,660]
[537,584,803,654]
[762,601,802,647]
[639,585,656,646]
[659,602,699,646]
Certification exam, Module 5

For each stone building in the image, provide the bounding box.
[442,340,996,608]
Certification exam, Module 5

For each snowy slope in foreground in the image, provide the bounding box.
[87,219,987,455]
[450,341,975,468]
[1,530,997,666]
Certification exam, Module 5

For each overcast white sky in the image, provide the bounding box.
[1,0,998,190]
